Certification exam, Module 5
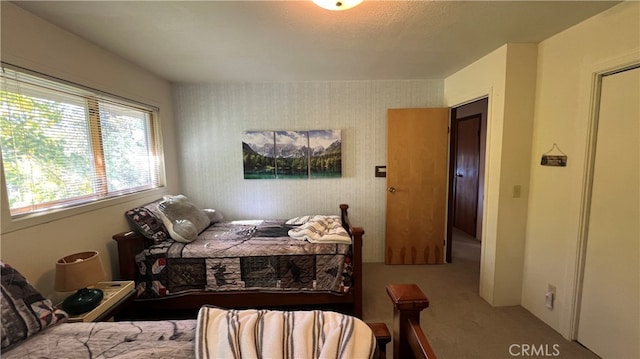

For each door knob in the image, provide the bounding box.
[456,172,463,177]
[388,187,396,193]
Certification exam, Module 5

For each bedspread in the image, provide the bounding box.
[135,220,353,298]
[196,306,376,359]
[3,320,196,359]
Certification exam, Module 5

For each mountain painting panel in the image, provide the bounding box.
[242,131,276,179]
[309,130,341,178]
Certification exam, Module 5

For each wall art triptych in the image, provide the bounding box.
[242,130,341,179]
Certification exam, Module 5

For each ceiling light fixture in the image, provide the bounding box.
[313,0,363,11]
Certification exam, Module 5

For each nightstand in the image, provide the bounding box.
[65,281,135,322]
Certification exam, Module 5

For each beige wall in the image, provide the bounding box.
[444,43,538,306]
[173,80,444,262]
[444,1,639,332]
[445,45,507,305]
[0,3,180,303]
[522,1,639,338]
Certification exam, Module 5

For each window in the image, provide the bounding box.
[0,66,163,218]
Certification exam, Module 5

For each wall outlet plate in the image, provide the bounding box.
[546,284,556,310]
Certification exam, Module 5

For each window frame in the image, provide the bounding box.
[0,63,167,233]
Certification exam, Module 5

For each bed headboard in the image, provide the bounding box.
[112,230,149,281]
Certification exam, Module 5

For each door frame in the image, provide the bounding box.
[446,98,488,263]
[570,61,640,340]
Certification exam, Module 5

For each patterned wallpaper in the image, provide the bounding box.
[172,80,444,262]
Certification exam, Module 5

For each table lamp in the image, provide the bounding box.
[55,251,106,315]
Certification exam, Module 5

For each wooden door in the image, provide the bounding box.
[577,66,639,358]
[386,108,449,264]
[453,116,480,236]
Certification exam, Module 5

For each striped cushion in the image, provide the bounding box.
[196,306,376,359]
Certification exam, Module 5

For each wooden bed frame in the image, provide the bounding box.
[112,204,364,319]
[369,284,436,359]
[386,283,437,359]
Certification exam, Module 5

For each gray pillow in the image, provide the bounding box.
[157,195,210,243]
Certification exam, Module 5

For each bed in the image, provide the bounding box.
[113,197,365,319]
[1,261,436,358]
[0,260,381,358]
[3,311,381,359]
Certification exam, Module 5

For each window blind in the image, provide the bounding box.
[0,65,163,217]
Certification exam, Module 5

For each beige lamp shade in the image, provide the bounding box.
[54,251,106,292]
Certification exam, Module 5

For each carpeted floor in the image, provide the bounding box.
[362,229,598,359]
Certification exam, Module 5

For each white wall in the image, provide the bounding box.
[444,43,538,306]
[173,80,444,262]
[0,2,180,302]
[522,1,639,338]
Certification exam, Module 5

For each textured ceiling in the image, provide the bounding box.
[14,1,619,83]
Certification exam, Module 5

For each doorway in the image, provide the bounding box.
[446,98,488,263]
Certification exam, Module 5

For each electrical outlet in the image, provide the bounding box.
[546,284,556,310]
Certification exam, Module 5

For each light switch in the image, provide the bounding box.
[513,185,521,198]
[375,166,386,178]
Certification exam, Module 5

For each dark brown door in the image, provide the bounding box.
[453,116,480,236]
[446,97,487,263]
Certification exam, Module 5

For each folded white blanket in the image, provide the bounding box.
[196,306,376,359]
[287,215,352,244]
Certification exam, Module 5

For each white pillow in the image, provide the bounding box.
[157,195,210,243]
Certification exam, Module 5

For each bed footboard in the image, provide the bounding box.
[386,284,437,359]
